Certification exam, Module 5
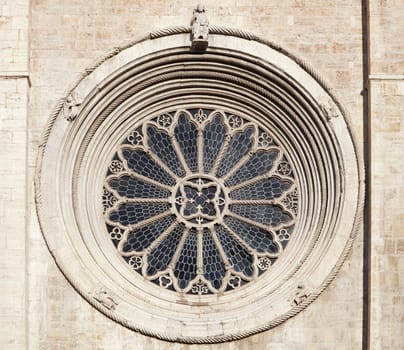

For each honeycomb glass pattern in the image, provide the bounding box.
[108,175,170,199]
[174,229,198,289]
[202,229,226,289]
[175,112,199,173]
[203,113,228,173]
[216,126,255,177]
[103,108,298,294]
[230,177,292,201]
[121,215,175,253]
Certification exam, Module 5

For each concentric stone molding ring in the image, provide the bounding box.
[35,29,363,343]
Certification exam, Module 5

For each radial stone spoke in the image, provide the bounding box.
[224,148,281,187]
[146,125,185,177]
[106,173,171,199]
[144,147,181,181]
[198,127,204,173]
[209,135,231,175]
[202,228,227,289]
[216,126,255,178]
[119,215,175,255]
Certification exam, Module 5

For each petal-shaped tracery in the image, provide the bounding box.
[174,228,198,289]
[107,174,171,199]
[216,225,255,278]
[145,224,184,276]
[224,216,281,255]
[121,148,176,186]
[230,204,292,228]
[121,215,175,253]
[104,108,298,294]
[203,113,228,173]
[175,112,199,172]
[216,125,256,178]
[202,229,226,289]
[230,177,292,201]
[109,202,170,226]
[146,125,185,177]
[225,149,280,187]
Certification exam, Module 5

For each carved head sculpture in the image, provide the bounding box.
[196,3,205,13]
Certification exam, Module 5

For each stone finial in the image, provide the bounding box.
[191,4,209,53]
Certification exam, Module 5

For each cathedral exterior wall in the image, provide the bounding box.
[0,0,402,348]
[0,0,29,349]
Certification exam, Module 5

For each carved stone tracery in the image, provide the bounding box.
[103,109,297,294]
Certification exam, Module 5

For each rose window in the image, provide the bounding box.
[37,32,362,341]
[103,108,297,294]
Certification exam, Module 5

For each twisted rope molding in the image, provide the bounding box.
[149,25,340,109]
[39,25,350,149]
[35,24,365,344]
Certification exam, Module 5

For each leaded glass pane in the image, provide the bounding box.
[174,229,198,289]
[224,216,280,254]
[216,126,255,177]
[203,113,227,173]
[108,175,170,199]
[230,204,292,227]
[225,149,279,187]
[216,225,254,277]
[146,224,184,276]
[122,215,175,253]
[175,113,199,172]
[230,177,292,201]
[202,228,226,289]
[146,125,185,177]
[121,148,176,186]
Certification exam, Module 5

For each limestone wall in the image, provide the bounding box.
[0,0,29,349]
[369,1,404,348]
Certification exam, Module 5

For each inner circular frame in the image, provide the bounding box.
[172,174,229,228]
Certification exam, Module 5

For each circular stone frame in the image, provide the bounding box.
[35,29,363,343]
[172,173,229,229]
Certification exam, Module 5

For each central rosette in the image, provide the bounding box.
[173,175,226,227]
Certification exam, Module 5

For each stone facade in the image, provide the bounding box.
[0,1,29,349]
[0,0,402,349]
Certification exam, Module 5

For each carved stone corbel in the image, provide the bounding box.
[63,93,82,122]
[92,287,118,310]
[190,4,209,53]
[291,283,311,306]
